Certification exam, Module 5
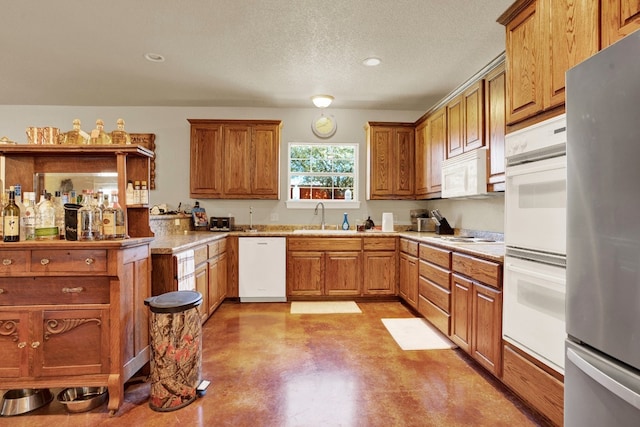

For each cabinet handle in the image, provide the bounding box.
[40,258,50,266]
[0,289,4,294]
[85,258,94,265]
[17,341,26,349]
[2,258,12,266]
[31,341,40,348]
[62,287,84,294]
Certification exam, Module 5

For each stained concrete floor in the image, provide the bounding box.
[0,301,551,426]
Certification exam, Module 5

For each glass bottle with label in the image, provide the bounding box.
[78,190,97,240]
[110,118,131,144]
[20,191,36,240]
[64,119,90,145]
[3,186,20,242]
[89,119,112,145]
[35,192,57,240]
[103,191,125,239]
[140,180,149,205]
[53,191,66,240]
[342,212,350,231]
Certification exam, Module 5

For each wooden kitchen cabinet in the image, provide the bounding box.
[287,237,362,297]
[451,252,503,377]
[499,0,599,127]
[601,0,640,49]
[399,238,419,309]
[189,119,281,199]
[484,62,506,192]
[425,107,447,198]
[417,243,452,335]
[363,237,398,296]
[446,80,484,158]
[414,120,429,198]
[366,122,415,199]
[0,241,152,415]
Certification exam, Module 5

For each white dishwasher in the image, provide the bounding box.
[239,237,286,302]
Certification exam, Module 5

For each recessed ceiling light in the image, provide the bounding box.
[144,53,165,63]
[363,57,381,67]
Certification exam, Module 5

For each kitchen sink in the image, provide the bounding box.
[292,229,358,234]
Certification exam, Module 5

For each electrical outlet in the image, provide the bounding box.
[174,218,180,226]
[270,213,279,221]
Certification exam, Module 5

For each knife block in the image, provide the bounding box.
[435,218,454,235]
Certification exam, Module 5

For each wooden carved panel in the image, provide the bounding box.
[130,133,156,189]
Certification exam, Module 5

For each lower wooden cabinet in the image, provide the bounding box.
[399,239,419,309]
[363,237,398,296]
[417,243,452,335]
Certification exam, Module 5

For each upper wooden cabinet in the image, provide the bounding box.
[425,107,447,198]
[414,120,428,198]
[499,0,599,126]
[189,119,281,199]
[446,80,485,158]
[602,0,640,47]
[484,63,507,192]
[366,122,415,200]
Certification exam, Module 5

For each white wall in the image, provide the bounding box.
[0,105,504,232]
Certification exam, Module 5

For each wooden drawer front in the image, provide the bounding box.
[452,253,501,288]
[399,238,418,257]
[30,250,107,273]
[0,250,29,274]
[191,245,208,265]
[419,276,450,313]
[217,238,227,253]
[419,244,451,268]
[503,343,564,426]
[0,277,110,305]
[418,295,450,336]
[419,259,451,290]
[288,237,362,252]
[363,237,397,251]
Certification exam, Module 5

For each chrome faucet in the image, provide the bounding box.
[314,202,326,230]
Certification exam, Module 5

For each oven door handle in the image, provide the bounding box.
[506,263,566,286]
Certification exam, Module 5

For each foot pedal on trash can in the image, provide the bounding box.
[196,380,210,398]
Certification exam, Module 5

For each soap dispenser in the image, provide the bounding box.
[342,213,350,230]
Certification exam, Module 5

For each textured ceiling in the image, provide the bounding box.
[0,0,512,110]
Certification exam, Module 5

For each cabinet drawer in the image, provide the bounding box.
[452,253,502,288]
[217,238,227,253]
[363,237,397,251]
[0,277,110,305]
[288,237,362,251]
[419,276,450,312]
[399,238,418,257]
[30,250,107,273]
[193,245,208,265]
[0,250,29,274]
[419,244,451,268]
[418,295,450,336]
[419,259,451,290]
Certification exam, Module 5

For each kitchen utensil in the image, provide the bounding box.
[57,387,108,413]
[1,388,53,416]
[382,212,394,232]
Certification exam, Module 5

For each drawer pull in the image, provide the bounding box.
[62,287,84,294]
[40,258,50,266]
[0,289,4,294]
[31,341,40,348]
[85,258,94,265]
[2,258,12,266]
[17,341,26,349]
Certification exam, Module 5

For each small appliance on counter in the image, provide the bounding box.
[410,209,434,232]
[430,209,454,235]
[210,216,234,232]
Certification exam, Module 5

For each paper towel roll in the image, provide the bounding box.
[382,212,394,232]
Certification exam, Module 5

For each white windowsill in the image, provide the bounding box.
[286,200,361,209]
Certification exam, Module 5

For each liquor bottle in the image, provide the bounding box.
[53,191,66,240]
[110,118,131,144]
[133,181,141,204]
[125,180,135,206]
[103,191,125,239]
[3,186,20,242]
[63,119,90,145]
[140,181,149,205]
[20,191,36,240]
[342,212,350,231]
[78,190,98,240]
[35,192,57,240]
[89,119,112,145]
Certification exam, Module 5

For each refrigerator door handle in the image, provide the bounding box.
[568,347,640,410]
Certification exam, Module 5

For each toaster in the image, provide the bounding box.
[210,216,235,231]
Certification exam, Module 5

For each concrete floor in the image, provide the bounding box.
[0,301,551,426]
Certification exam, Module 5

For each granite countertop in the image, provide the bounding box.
[399,231,505,262]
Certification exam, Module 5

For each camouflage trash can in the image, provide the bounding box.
[144,290,203,412]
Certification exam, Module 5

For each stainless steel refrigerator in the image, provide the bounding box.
[565,31,640,426]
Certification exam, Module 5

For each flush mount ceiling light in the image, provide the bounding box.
[362,57,381,67]
[311,95,334,108]
[144,52,165,62]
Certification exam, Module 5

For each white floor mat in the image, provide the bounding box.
[382,318,457,350]
[290,301,362,314]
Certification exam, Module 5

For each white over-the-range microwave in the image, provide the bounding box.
[441,147,488,198]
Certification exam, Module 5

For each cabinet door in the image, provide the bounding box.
[217,251,228,305]
[426,108,447,196]
[190,124,224,197]
[287,251,324,296]
[451,273,472,352]
[399,252,418,308]
[363,251,396,295]
[208,256,219,316]
[485,63,506,191]
[414,121,429,198]
[0,311,29,378]
[472,282,503,377]
[368,126,395,198]
[195,262,209,323]
[223,124,253,196]
[395,127,415,197]
[447,96,464,158]
[325,251,362,296]
[504,0,544,124]
[252,124,280,198]
[463,81,484,152]
[34,308,110,377]
[602,0,640,48]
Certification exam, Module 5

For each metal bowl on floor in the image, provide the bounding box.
[57,387,108,413]
[1,388,53,416]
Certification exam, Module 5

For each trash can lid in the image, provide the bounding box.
[144,290,203,313]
